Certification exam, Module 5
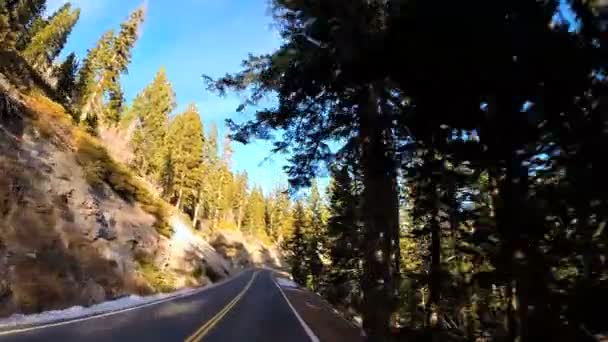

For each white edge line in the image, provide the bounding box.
[0,269,252,337]
[271,275,320,342]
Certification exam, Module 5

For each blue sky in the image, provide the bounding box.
[49,0,290,193]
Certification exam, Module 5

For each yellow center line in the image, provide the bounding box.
[184,271,259,342]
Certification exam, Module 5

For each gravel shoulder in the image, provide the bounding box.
[273,275,366,342]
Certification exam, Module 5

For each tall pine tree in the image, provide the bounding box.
[103,80,124,125]
[243,186,267,240]
[14,8,45,51]
[163,104,204,211]
[305,179,327,291]
[287,201,310,286]
[22,3,79,72]
[79,6,144,123]
[53,52,78,102]
[231,172,249,231]
[130,67,176,177]
[0,1,10,46]
[206,2,402,337]
[324,163,364,309]
[266,186,293,243]
[2,0,45,49]
[75,29,114,118]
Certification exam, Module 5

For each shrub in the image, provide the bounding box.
[192,264,205,279]
[22,91,74,146]
[136,259,176,293]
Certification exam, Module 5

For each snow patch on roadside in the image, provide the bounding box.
[0,287,198,329]
[277,278,299,288]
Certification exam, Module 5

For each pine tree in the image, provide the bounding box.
[215,164,234,226]
[130,67,176,177]
[286,201,310,286]
[243,186,267,240]
[222,129,233,167]
[80,6,145,122]
[2,0,45,49]
[109,5,143,76]
[205,122,219,165]
[12,0,45,33]
[160,145,175,203]
[0,1,10,46]
[163,104,204,211]
[265,194,275,240]
[207,2,402,337]
[232,172,249,231]
[17,0,73,50]
[50,5,79,59]
[305,179,327,291]
[103,80,124,125]
[75,29,114,117]
[53,52,78,102]
[198,122,224,228]
[266,186,293,243]
[15,12,45,50]
[22,3,79,72]
[324,163,364,309]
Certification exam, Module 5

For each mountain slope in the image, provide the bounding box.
[0,52,258,318]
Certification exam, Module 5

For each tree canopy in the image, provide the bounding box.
[206,0,608,340]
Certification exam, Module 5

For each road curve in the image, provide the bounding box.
[0,269,314,342]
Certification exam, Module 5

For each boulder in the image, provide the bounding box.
[95,212,117,241]
[81,279,106,306]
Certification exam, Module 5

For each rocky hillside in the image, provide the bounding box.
[0,53,281,318]
[208,229,283,270]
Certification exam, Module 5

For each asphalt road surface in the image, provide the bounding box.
[0,269,315,342]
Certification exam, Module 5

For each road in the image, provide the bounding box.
[0,269,315,342]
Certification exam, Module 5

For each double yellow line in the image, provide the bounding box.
[184,271,259,342]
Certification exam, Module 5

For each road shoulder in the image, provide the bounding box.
[272,275,366,342]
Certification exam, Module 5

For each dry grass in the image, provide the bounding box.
[22,90,74,147]
[134,252,176,293]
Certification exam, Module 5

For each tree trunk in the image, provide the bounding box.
[428,190,441,330]
[358,83,400,341]
[192,200,201,229]
[213,208,220,229]
[80,73,105,122]
[495,155,537,342]
[482,94,542,341]
[420,151,443,334]
[505,281,516,341]
[175,187,183,210]
[237,204,243,231]
[214,181,223,229]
